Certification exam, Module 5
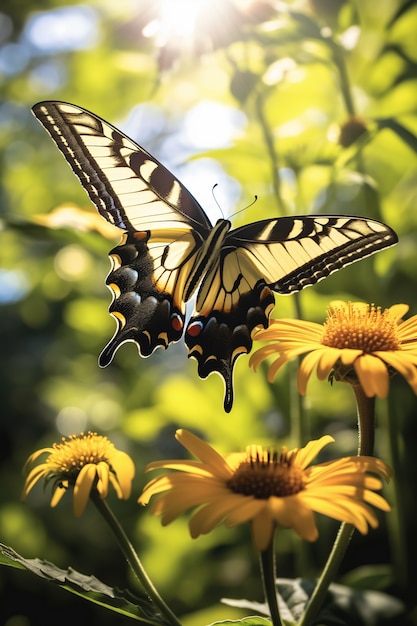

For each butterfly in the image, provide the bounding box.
[32,101,398,412]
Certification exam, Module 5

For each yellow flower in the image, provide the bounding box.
[23,432,135,517]
[139,429,390,552]
[250,301,417,397]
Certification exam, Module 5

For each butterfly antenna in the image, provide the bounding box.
[229,195,258,221]
[211,183,225,219]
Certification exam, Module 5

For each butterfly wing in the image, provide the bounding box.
[186,215,397,412]
[33,102,398,413]
[32,101,212,232]
[32,101,211,363]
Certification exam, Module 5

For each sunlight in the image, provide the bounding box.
[158,0,214,38]
[143,0,227,42]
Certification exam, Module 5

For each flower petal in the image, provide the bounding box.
[293,435,335,469]
[354,354,389,397]
[268,496,318,541]
[73,464,97,516]
[176,430,233,480]
[297,349,331,394]
[96,461,110,498]
[376,351,417,393]
[387,303,409,322]
[50,483,68,508]
[110,450,135,498]
[189,495,259,537]
[251,509,276,551]
[22,464,50,499]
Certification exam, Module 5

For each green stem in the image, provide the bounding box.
[92,494,182,626]
[384,392,408,590]
[297,384,375,626]
[352,384,375,456]
[255,91,287,215]
[330,41,356,117]
[259,533,282,626]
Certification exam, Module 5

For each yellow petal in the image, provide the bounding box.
[268,497,318,541]
[109,472,123,499]
[189,495,255,536]
[297,349,328,394]
[176,430,233,479]
[145,460,217,477]
[354,354,389,397]
[50,483,68,508]
[73,464,97,516]
[386,303,409,321]
[316,349,343,380]
[22,464,49,499]
[23,448,54,472]
[339,349,362,365]
[96,461,110,498]
[293,435,334,469]
[251,509,276,551]
[111,450,135,498]
[376,351,417,393]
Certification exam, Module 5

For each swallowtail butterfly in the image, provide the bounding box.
[32,102,397,412]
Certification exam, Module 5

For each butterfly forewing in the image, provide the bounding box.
[227,216,396,293]
[32,101,212,234]
[33,101,398,413]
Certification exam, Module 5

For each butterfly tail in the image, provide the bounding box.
[186,283,275,412]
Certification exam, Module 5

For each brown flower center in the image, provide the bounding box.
[322,303,400,352]
[227,446,305,499]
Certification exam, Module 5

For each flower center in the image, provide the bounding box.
[321,303,400,352]
[46,432,115,474]
[227,446,305,499]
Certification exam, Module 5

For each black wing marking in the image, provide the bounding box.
[32,101,212,234]
[185,215,397,412]
[99,229,203,366]
[227,215,398,293]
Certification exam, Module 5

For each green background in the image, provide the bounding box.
[1,0,417,624]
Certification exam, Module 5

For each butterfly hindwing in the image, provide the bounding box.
[99,228,205,365]
[32,101,398,413]
[184,214,397,411]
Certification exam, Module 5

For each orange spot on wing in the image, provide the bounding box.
[134,231,148,241]
[187,321,203,337]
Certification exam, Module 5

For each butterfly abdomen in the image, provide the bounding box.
[183,219,232,302]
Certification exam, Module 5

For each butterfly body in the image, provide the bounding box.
[32,101,398,412]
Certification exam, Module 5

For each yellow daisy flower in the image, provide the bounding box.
[139,429,390,552]
[250,301,417,397]
[23,432,135,517]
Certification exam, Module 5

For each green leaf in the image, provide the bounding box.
[0,543,163,624]
[223,579,405,626]
[211,618,272,625]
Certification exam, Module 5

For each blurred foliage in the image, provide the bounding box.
[1,0,417,624]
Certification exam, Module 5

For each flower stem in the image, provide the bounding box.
[92,494,182,626]
[255,91,287,215]
[259,534,282,626]
[352,384,375,456]
[297,384,375,626]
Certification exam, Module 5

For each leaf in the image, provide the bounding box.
[223,578,405,626]
[211,618,272,625]
[0,543,164,624]
[388,0,417,27]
